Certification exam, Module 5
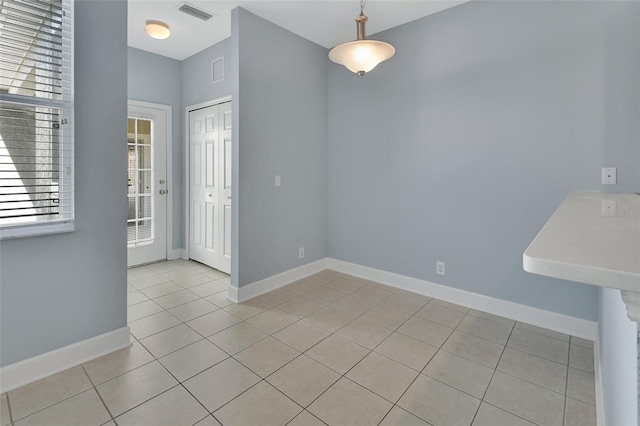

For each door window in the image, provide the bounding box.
[127,117,154,246]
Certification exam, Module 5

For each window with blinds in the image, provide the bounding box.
[0,0,74,238]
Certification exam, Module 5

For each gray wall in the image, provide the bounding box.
[232,8,328,287]
[181,38,232,108]
[0,0,128,366]
[327,0,640,321]
[599,288,638,426]
[600,1,640,192]
[128,47,183,249]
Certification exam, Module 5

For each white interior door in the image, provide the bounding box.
[189,102,232,273]
[127,103,168,266]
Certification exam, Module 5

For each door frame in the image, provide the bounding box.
[184,95,232,262]
[128,99,173,263]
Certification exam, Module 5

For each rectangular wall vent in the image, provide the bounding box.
[178,3,214,21]
[212,57,224,84]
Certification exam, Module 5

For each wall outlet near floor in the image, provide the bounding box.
[299,247,305,259]
[436,261,445,275]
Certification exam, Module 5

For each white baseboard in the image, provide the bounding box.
[0,326,131,393]
[593,332,606,426]
[168,249,187,260]
[232,258,328,303]
[327,258,598,340]
[227,285,239,304]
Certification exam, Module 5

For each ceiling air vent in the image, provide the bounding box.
[178,3,214,21]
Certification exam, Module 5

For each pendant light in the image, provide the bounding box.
[329,1,395,78]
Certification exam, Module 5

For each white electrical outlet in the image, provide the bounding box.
[299,247,305,259]
[436,261,445,276]
[602,167,617,185]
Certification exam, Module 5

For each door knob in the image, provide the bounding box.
[159,189,167,195]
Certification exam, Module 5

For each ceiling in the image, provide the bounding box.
[128,1,469,61]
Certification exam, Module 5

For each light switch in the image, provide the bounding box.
[275,175,281,187]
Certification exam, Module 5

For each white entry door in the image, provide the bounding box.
[189,102,232,273]
[127,102,168,266]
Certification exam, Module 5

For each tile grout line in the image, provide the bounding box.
[6,377,98,424]
[425,310,581,394]
[169,297,229,321]
[131,296,235,341]
[483,366,570,399]
[81,364,117,425]
[108,323,214,423]
[468,318,517,426]
[514,322,574,344]
[126,299,166,322]
[129,270,228,291]
[6,392,13,426]
[162,357,222,420]
[284,410,328,426]
[479,401,542,426]
[364,294,436,426]
[499,344,570,368]
[377,299,461,426]
[130,280,229,310]
[128,310,184,340]
[100,381,184,422]
[566,341,596,374]
[467,321,572,425]
[217,378,304,423]
[562,340,572,426]
[136,282,215,304]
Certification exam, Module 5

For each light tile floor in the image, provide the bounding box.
[1,260,597,426]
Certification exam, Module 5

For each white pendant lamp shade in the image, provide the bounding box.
[329,40,395,75]
[329,3,395,77]
[145,20,170,40]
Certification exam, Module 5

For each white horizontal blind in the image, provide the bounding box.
[0,0,74,234]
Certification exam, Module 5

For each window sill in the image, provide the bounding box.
[0,221,75,240]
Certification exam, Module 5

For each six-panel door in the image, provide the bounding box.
[189,102,231,273]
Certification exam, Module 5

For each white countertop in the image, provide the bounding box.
[524,192,640,293]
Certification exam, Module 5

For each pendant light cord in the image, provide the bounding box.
[356,0,368,40]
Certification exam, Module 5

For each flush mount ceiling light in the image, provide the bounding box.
[145,20,170,40]
[329,1,395,78]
